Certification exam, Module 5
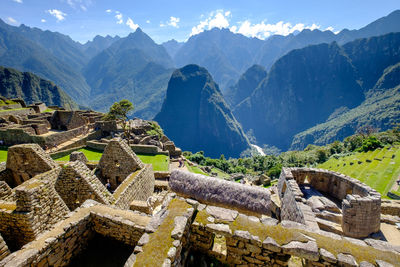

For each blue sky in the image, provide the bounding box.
[1,0,399,44]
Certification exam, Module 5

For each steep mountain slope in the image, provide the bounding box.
[82,35,121,59]
[234,42,364,150]
[174,28,264,91]
[224,64,267,107]
[154,64,250,158]
[291,61,400,150]
[235,32,400,150]
[255,29,337,70]
[162,39,184,58]
[0,20,88,70]
[0,26,91,103]
[0,66,78,109]
[83,28,174,118]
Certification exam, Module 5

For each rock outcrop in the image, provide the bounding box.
[154,64,250,158]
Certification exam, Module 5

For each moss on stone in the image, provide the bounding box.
[133,199,191,267]
[0,202,16,211]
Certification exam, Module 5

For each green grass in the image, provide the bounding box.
[0,149,8,162]
[318,145,400,198]
[210,167,230,178]
[0,108,28,113]
[187,164,207,175]
[136,154,169,171]
[42,108,54,113]
[54,148,169,171]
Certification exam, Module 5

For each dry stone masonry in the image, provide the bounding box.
[0,140,397,266]
[97,139,144,190]
[278,168,381,238]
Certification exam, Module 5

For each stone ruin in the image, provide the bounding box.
[0,144,398,266]
[278,168,381,238]
[90,118,182,158]
[97,139,145,190]
[0,97,103,148]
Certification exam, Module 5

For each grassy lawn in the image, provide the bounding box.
[55,148,103,162]
[137,154,169,171]
[211,167,230,178]
[0,149,7,162]
[54,148,169,171]
[318,145,400,198]
[187,164,207,175]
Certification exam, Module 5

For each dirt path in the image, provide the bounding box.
[169,161,188,172]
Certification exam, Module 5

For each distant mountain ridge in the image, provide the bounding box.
[83,28,174,119]
[233,32,400,150]
[155,64,250,157]
[171,9,400,92]
[0,66,78,109]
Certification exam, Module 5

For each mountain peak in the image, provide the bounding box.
[155,64,250,157]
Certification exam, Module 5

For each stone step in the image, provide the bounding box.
[155,180,169,190]
[316,217,343,235]
[315,210,342,224]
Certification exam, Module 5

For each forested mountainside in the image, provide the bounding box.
[0,66,78,109]
[155,64,250,158]
[234,32,400,150]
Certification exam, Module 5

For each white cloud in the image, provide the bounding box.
[106,9,112,13]
[65,0,91,11]
[41,19,46,23]
[13,0,23,3]
[47,9,67,22]
[146,20,150,24]
[190,10,231,36]
[167,16,180,28]
[115,11,123,24]
[230,20,321,39]
[160,23,165,27]
[126,17,139,31]
[6,17,18,25]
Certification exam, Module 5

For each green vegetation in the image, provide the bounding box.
[0,108,28,113]
[0,66,79,109]
[186,164,207,175]
[133,199,191,266]
[185,128,400,197]
[146,121,164,138]
[136,154,169,172]
[42,108,54,113]
[103,99,134,122]
[54,147,169,171]
[318,146,400,197]
[0,99,17,106]
[0,148,7,162]
[55,148,103,162]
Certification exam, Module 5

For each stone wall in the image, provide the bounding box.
[55,161,114,210]
[0,124,91,147]
[0,168,69,249]
[114,164,154,209]
[0,234,10,262]
[279,168,381,238]
[50,111,87,131]
[6,144,59,186]
[87,140,167,155]
[97,139,144,190]
[189,201,400,267]
[278,169,319,230]
[169,170,272,215]
[0,201,150,267]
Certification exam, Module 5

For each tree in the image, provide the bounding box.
[104,99,134,122]
[104,99,134,141]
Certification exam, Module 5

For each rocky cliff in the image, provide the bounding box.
[154,64,250,158]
